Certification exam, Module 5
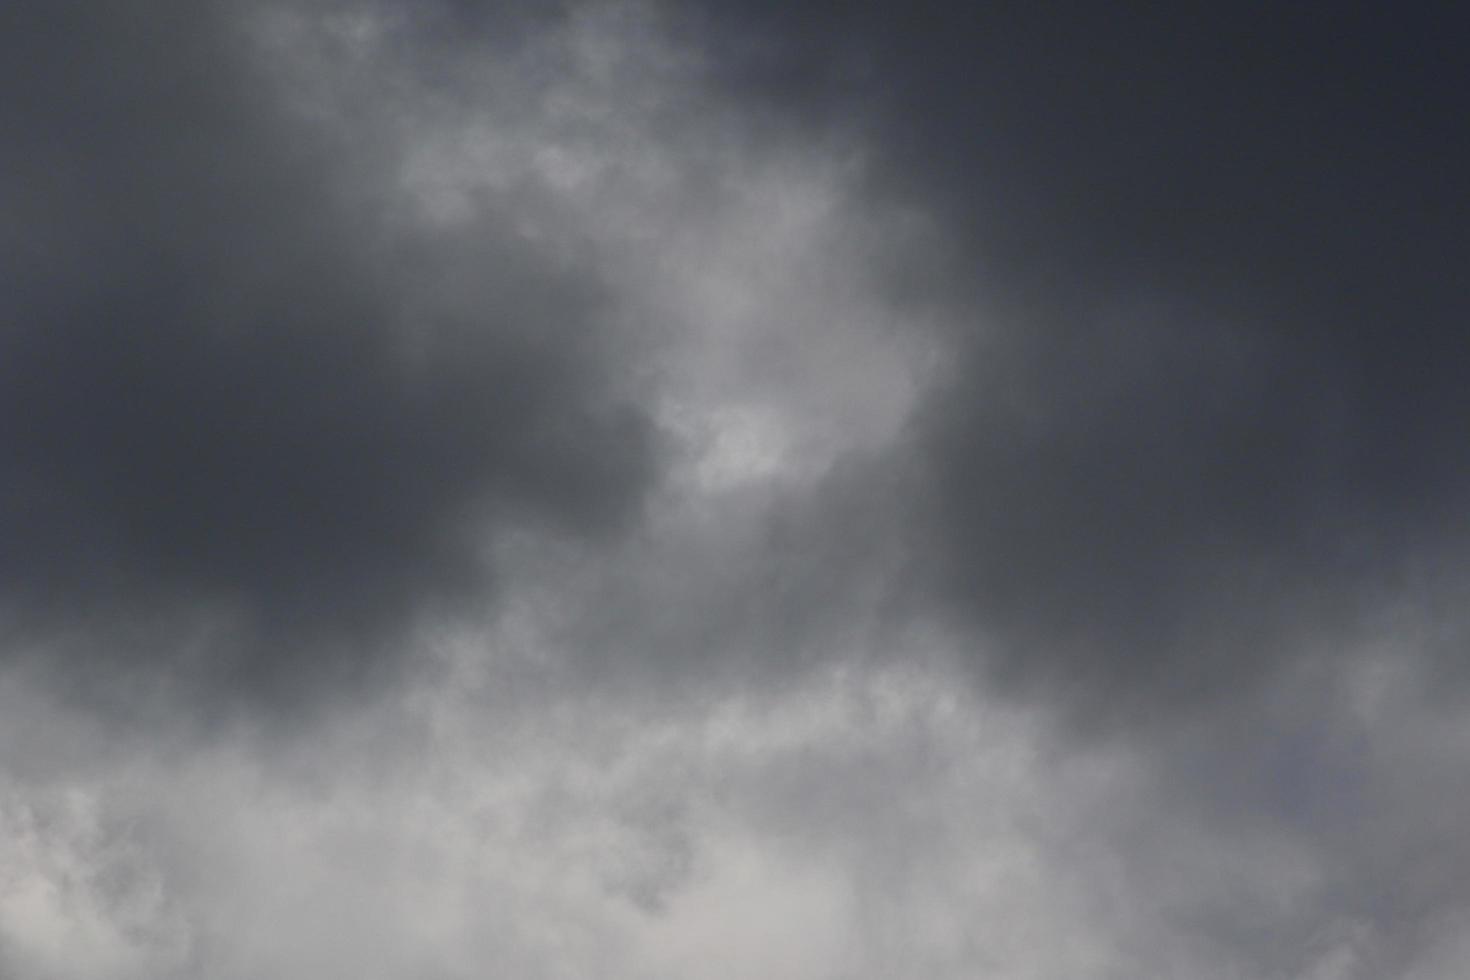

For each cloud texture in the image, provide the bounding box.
[2,2,1469,978]
[0,1,656,710]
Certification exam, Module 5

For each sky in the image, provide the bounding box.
[1,2,1468,977]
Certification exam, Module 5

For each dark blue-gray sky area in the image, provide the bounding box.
[0,1,657,712]
[4,3,1470,979]
[3,0,1469,727]
[682,1,1470,725]
[4,0,1470,729]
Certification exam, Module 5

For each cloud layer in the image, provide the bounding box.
[0,1,657,711]
[3,2,1469,978]
[686,0,1470,723]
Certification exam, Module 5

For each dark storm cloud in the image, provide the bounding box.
[7,7,1470,979]
[687,2,1470,722]
[0,1,656,709]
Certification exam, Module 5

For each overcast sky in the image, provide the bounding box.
[3,2,1469,978]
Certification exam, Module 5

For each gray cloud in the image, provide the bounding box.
[683,1,1470,725]
[0,1,656,712]
[7,635,1469,980]
[5,3,1470,979]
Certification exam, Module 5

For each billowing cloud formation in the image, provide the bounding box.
[686,2,1470,723]
[0,1,655,709]
[4,2,1470,979]
[5,639,1470,980]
